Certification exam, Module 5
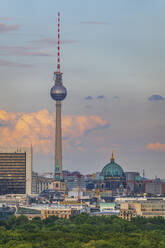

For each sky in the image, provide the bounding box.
[0,0,165,178]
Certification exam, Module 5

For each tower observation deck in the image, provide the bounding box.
[50,12,67,183]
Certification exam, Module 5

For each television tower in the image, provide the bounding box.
[50,12,67,182]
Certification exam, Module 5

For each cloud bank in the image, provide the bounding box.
[97,95,105,99]
[0,23,19,33]
[85,96,93,100]
[0,46,54,57]
[148,95,165,101]
[0,18,16,21]
[0,60,31,68]
[80,21,110,25]
[113,96,120,99]
[31,38,77,47]
[0,109,109,154]
[146,142,165,151]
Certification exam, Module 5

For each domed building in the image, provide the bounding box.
[100,153,126,191]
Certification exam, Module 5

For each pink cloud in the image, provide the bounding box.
[0,109,109,154]
[0,18,14,21]
[0,60,31,68]
[80,21,110,25]
[0,38,76,58]
[0,46,54,57]
[17,51,54,57]
[31,38,78,47]
[0,23,19,33]
[0,18,16,21]
[146,142,165,151]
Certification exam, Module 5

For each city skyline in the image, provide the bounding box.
[0,0,165,178]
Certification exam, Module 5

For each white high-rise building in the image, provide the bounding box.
[0,147,32,195]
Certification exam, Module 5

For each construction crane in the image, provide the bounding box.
[60,172,82,204]
[92,173,95,181]
[96,188,100,208]
[77,174,81,203]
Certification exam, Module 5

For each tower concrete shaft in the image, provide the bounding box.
[55,100,62,180]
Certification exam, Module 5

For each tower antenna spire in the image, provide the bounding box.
[57,12,61,74]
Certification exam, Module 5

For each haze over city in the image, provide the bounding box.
[0,0,165,178]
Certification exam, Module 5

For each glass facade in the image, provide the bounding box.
[0,153,26,194]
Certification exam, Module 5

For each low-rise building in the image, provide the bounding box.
[0,194,28,206]
[100,202,116,212]
[144,180,165,195]
[120,199,165,220]
[15,203,89,220]
[120,208,136,220]
[0,204,15,219]
[32,172,54,194]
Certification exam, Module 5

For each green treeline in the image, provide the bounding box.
[0,214,165,247]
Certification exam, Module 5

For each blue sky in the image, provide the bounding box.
[0,0,165,178]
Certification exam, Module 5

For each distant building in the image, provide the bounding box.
[0,205,15,219]
[32,172,54,194]
[15,203,89,220]
[63,171,85,191]
[0,147,32,195]
[90,202,120,217]
[120,199,165,219]
[120,208,136,221]
[0,194,28,206]
[99,153,126,193]
[99,202,119,213]
[125,172,139,192]
[125,172,144,194]
[144,180,165,195]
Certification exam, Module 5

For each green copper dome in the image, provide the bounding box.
[101,153,125,178]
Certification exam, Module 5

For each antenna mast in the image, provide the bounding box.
[57,12,61,74]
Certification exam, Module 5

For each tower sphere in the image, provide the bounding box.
[50,84,67,101]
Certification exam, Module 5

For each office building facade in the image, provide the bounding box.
[0,147,32,195]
